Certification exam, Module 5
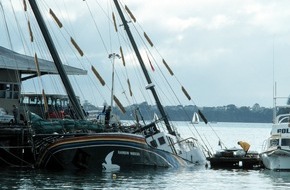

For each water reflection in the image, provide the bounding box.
[3,165,290,189]
[262,169,290,189]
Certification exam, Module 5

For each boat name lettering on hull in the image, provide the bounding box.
[118,150,140,156]
[277,128,290,134]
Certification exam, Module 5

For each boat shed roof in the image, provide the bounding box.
[0,46,87,76]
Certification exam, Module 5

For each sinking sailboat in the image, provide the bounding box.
[0,0,208,171]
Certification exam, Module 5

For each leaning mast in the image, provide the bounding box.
[28,0,84,119]
[113,0,175,135]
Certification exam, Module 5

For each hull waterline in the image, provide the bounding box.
[35,133,197,171]
[260,149,290,170]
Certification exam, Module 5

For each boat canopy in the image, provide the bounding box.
[0,46,87,76]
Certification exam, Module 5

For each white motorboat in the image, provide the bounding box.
[260,96,290,170]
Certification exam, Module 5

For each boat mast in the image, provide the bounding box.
[113,0,175,135]
[109,53,121,110]
[28,0,84,119]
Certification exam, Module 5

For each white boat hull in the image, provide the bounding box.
[260,149,290,170]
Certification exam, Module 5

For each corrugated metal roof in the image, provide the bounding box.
[0,46,87,75]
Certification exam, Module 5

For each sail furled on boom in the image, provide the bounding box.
[182,86,191,101]
[23,0,27,11]
[120,46,125,66]
[162,59,174,76]
[144,32,154,47]
[114,95,126,113]
[28,21,33,42]
[125,5,136,23]
[34,53,40,76]
[91,66,105,86]
[127,79,133,97]
[28,0,85,119]
[42,89,48,113]
[113,0,175,136]
[112,12,118,32]
[70,37,84,56]
[49,9,63,28]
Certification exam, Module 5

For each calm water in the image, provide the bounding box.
[2,122,290,190]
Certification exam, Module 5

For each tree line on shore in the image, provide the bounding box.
[84,101,273,123]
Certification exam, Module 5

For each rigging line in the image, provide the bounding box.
[25,2,56,95]
[116,2,190,126]
[42,0,81,49]
[119,20,209,145]
[44,0,89,99]
[80,1,123,98]
[1,1,13,49]
[17,21,41,118]
[124,28,189,120]
[119,35,153,108]
[108,5,142,109]
[113,63,133,106]
[114,2,150,90]
[40,0,92,81]
[86,16,135,112]
[106,8,135,110]
[6,0,23,84]
[8,0,45,113]
[145,52,180,107]
[104,1,171,120]
[203,134,214,155]
[36,1,110,104]
[58,0,77,38]
[122,2,200,107]
[12,0,39,62]
[26,2,78,116]
[110,9,139,109]
[107,0,114,55]
[85,0,110,55]
[112,1,144,93]
[38,1,83,65]
[111,2,159,112]
[135,35,180,107]
[118,4,209,126]
[117,3,181,108]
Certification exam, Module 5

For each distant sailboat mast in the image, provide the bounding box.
[28,0,84,119]
[113,0,175,136]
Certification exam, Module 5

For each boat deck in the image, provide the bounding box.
[207,152,264,169]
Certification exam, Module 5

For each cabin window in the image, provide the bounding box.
[150,140,157,148]
[269,139,279,147]
[158,137,166,145]
[281,139,290,146]
[0,83,19,99]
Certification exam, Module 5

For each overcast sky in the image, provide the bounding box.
[2,0,290,108]
[125,0,290,107]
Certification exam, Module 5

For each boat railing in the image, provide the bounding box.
[173,137,199,150]
[261,138,269,151]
